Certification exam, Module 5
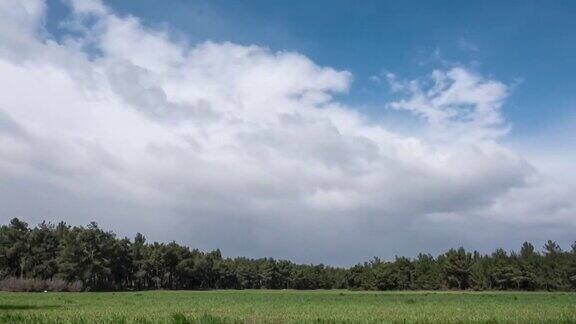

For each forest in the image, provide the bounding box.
[1,218,575,292]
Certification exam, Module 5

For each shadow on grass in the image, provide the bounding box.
[0,304,61,311]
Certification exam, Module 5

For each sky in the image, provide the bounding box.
[0,0,575,265]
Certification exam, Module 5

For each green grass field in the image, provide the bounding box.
[1,290,576,323]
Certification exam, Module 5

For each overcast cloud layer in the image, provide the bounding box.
[1,0,575,265]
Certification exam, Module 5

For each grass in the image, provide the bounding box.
[1,290,576,323]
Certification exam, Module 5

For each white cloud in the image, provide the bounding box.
[388,67,509,141]
[0,0,574,264]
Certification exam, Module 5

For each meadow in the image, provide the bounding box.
[1,290,576,323]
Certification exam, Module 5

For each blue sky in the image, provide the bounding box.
[1,0,575,264]
[46,0,576,136]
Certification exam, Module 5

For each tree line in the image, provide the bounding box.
[1,218,575,291]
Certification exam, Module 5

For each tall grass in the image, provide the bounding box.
[1,290,576,323]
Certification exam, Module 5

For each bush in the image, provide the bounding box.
[0,277,83,292]
[45,278,68,292]
[46,278,82,292]
[65,280,83,292]
[0,277,43,292]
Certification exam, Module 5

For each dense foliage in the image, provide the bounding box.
[1,218,576,291]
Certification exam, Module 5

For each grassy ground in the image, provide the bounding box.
[1,290,576,323]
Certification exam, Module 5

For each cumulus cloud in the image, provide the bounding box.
[388,68,509,141]
[0,0,574,265]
